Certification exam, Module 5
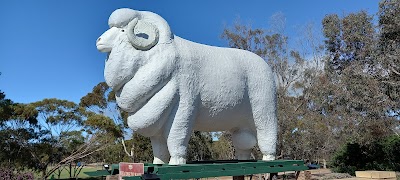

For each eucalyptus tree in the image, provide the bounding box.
[321,10,397,144]
[378,0,400,131]
[32,98,84,139]
[29,98,85,178]
[378,0,400,81]
[80,82,131,163]
[187,131,213,161]
[211,132,235,160]
[0,91,39,169]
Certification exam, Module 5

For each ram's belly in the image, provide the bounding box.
[192,48,256,131]
[194,93,255,132]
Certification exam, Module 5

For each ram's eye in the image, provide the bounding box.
[121,29,125,32]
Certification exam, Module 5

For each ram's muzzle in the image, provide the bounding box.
[96,27,120,53]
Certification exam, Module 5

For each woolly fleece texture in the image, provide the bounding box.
[96,8,278,165]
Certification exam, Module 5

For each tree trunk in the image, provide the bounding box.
[69,163,72,178]
[41,169,47,180]
[121,138,135,162]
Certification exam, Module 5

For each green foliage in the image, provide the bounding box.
[132,133,153,163]
[332,135,400,175]
[80,82,111,109]
[80,82,130,165]
[0,91,40,170]
[0,127,40,169]
[211,132,234,160]
[378,0,400,105]
[187,131,213,161]
[85,113,123,138]
[378,0,400,50]
[0,91,14,124]
[0,95,112,179]
[322,11,375,75]
[331,143,367,175]
[11,103,38,125]
[318,5,398,160]
[60,130,85,152]
[381,135,400,170]
[32,98,83,126]
[25,98,87,178]
[80,82,126,138]
[0,91,38,126]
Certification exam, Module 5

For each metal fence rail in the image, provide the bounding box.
[121,160,307,180]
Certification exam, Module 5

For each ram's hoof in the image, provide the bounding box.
[262,154,275,161]
[169,156,186,165]
[153,157,167,164]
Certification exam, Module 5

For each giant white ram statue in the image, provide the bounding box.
[96,8,277,165]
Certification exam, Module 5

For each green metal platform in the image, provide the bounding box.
[122,160,306,180]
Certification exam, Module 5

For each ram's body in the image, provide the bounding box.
[97,8,277,165]
[177,36,275,131]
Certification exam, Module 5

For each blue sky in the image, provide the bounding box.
[0,0,380,104]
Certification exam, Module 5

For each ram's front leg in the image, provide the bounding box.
[151,136,170,164]
[165,95,199,165]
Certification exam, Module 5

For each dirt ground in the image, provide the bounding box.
[304,169,353,180]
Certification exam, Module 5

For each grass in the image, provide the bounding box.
[47,166,104,179]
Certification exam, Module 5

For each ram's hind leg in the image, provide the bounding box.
[251,96,278,161]
[247,65,278,161]
[232,129,257,160]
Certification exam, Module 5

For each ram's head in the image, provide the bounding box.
[96,8,173,92]
[96,8,160,52]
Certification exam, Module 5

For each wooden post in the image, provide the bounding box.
[233,175,245,180]
[268,173,278,180]
[106,175,119,180]
[297,171,311,180]
[295,171,301,180]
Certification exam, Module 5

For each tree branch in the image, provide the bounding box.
[390,66,400,76]
[43,134,108,179]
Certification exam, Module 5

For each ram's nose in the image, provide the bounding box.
[96,38,110,52]
[96,37,102,47]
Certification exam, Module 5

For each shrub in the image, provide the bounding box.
[0,167,34,180]
[331,135,400,175]
[381,135,400,171]
[331,143,364,175]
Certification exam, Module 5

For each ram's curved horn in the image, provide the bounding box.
[127,18,159,50]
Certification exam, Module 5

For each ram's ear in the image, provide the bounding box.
[127,18,159,50]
